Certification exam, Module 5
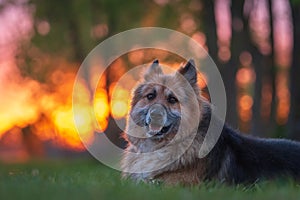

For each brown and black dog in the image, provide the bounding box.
[121,59,300,185]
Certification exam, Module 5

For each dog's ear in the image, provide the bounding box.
[144,59,162,81]
[177,59,197,85]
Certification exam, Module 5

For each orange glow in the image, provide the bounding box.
[110,85,130,119]
[128,49,145,65]
[111,101,128,119]
[192,31,206,47]
[236,67,255,86]
[239,51,252,66]
[180,13,197,34]
[238,95,253,122]
[52,106,92,150]
[94,88,109,131]
[0,55,98,152]
[0,62,40,139]
[218,46,231,62]
[275,72,290,125]
[198,72,207,89]
[0,56,203,156]
[39,71,95,150]
[261,81,273,120]
[277,101,290,125]
[239,95,253,110]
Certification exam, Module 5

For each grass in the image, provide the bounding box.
[1,159,300,200]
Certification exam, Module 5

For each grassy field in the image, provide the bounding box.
[0,159,300,200]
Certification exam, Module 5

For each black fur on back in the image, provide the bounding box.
[205,122,300,184]
[198,103,300,184]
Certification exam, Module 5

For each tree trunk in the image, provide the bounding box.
[251,0,276,137]
[288,3,300,140]
[230,0,246,129]
[203,0,238,128]
[202,0,218,60]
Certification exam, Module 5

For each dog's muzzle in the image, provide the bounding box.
[145,104,170,137]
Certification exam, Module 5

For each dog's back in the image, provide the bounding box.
[210,126,300,184]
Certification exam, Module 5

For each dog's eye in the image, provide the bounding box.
[146,93,156,100]
[168,96,178,104]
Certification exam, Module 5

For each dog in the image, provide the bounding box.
[121,59,300,185]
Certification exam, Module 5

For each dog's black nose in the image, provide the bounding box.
[150,109,164,120]
[146,104,167,127]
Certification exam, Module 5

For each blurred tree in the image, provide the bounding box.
[203,0,238,128]
[288,1,300,140]
[202,0,218,59]
[251,0,276,136]
[230,0,246,130]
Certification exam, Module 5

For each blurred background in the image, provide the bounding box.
[0,0,300,163]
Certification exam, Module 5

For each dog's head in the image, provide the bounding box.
[125,59,201,148]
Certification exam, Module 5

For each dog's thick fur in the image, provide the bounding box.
[121,59,300,185]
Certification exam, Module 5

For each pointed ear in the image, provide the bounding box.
[177,59,197,85]
[144,59,162,81]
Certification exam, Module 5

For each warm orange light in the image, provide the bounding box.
[2,65,96,151]
[275,72,290,125]
[276,102,289,125]
[73,107,94,142]
[238,95,253,122]
[111,101,128,119]
[236,67,255,86]
[128,49,145,65]
[198,72,207,89]
[239,95,253,110]
[94,89,109,131]
[110,85,130,119]
[0,63,40,139]
[261,82,272,120]
[51,105,93,151]
[192,31,206,46]
[218,46,231,62]
[180,13,197,34]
